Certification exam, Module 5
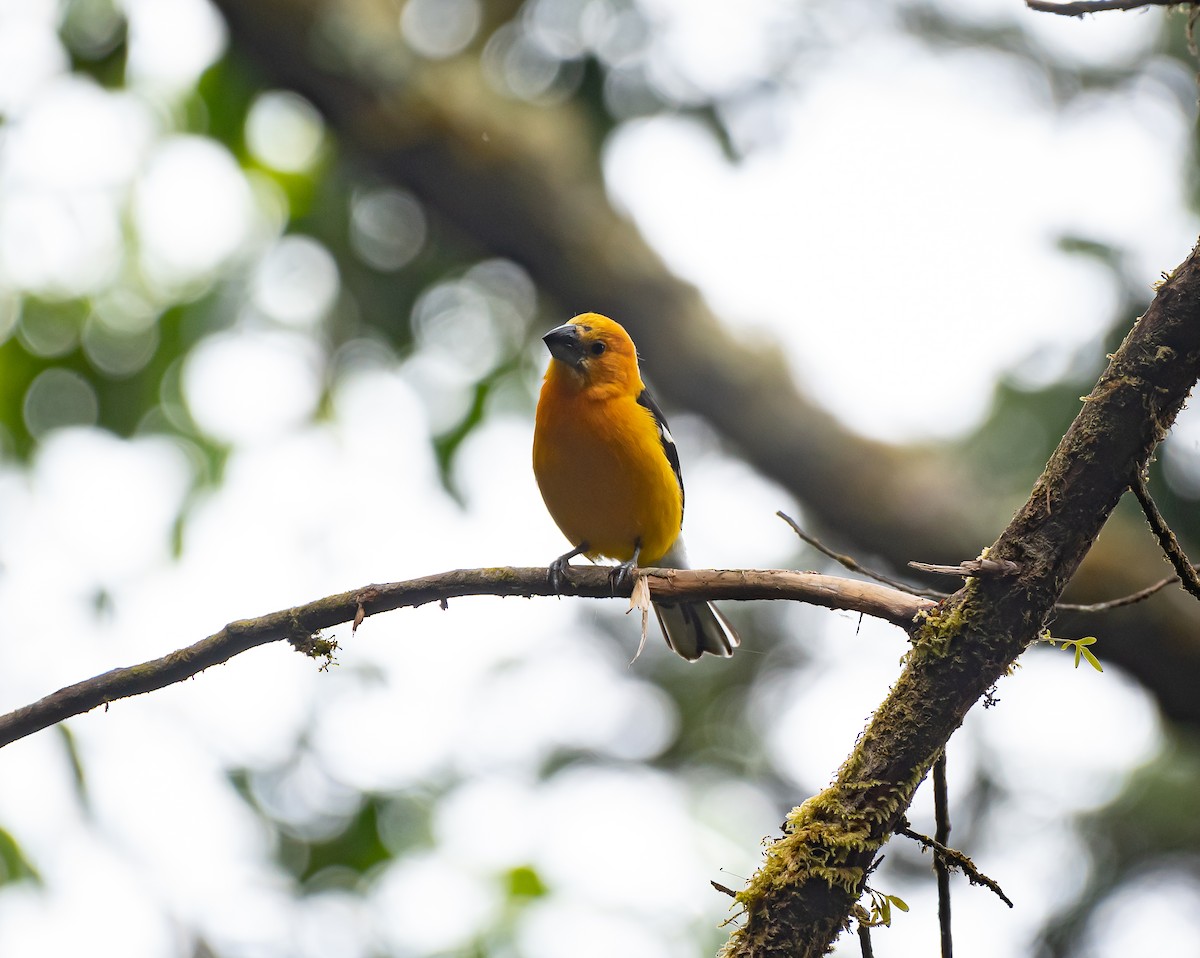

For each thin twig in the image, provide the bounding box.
[908,558,1022,578]
[1130,471,1200,603]
[857,923,875,958]
[0,565,936,750]
[933,753,953,958]
[780,510,1171,613]
[1026,0,1183,16]
[897,825,1014,909]
[1055,571,1186,612]
[777,512,944,598]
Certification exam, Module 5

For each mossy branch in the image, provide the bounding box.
[0,567,932,751]
[720,237,1200,958]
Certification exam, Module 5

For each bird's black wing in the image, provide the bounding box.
[636,387,684,519]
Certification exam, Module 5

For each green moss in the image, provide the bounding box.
[910,580,977,658]
[289,625,339,668]
[733,789,874,913]
[734,752,930,908]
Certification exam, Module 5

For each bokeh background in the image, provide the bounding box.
[2,0,1200,955]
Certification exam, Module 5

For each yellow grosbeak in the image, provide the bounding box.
[532,312,739,660]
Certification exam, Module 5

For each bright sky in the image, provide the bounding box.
[606,7,1192,439]
[0,1,1191,957]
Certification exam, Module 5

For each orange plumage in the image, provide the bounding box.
[532,313,739,660]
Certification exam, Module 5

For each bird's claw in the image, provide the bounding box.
[548,543,589,593]
[608,542,642,593]
[549,556,570,593]
[608,558,637,592]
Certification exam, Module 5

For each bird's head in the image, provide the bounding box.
[542,313,642,395]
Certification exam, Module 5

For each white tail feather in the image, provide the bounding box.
[648,540,741,661]
[653,598,740,661]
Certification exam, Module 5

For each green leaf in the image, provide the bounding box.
[55,724,91,811]
[505,864,548,899]
[0,826,41,887]
[431,357,521,501]
[1053,636,1102,673]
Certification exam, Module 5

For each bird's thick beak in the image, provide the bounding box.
[543,323,586,367]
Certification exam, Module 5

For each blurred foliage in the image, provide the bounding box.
[54,725,91,813]
[1039,730,1200,957]
[2,0,1200,956]
[961,235,1149,499]
[61,0,128,88]
[0,825,41,888]
[228,764,434,889]
[0,0,822,478]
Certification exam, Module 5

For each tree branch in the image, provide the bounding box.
[720,239,1200,956]
[897,824,1014,908]
[777,511,944,597]
[0,567,931,751]
[933,753,954,958]
[1129,470,1200,602]
[1026,0,1183,16]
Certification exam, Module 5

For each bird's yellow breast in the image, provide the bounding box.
[533,380,682,565]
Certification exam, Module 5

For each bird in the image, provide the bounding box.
[532,312,740,660]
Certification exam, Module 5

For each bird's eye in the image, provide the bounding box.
[590,341,606,356]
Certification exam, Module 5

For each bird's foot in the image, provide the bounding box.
[549,543,588,592]
[608,542,642,593]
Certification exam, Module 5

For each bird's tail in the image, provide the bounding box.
[652,540,740,660]
[653,599,740,660]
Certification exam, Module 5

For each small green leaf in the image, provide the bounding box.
[505,864,548,899]
[887,894,910,912]
[1054,636,1102,673]
[0,826,41,886]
